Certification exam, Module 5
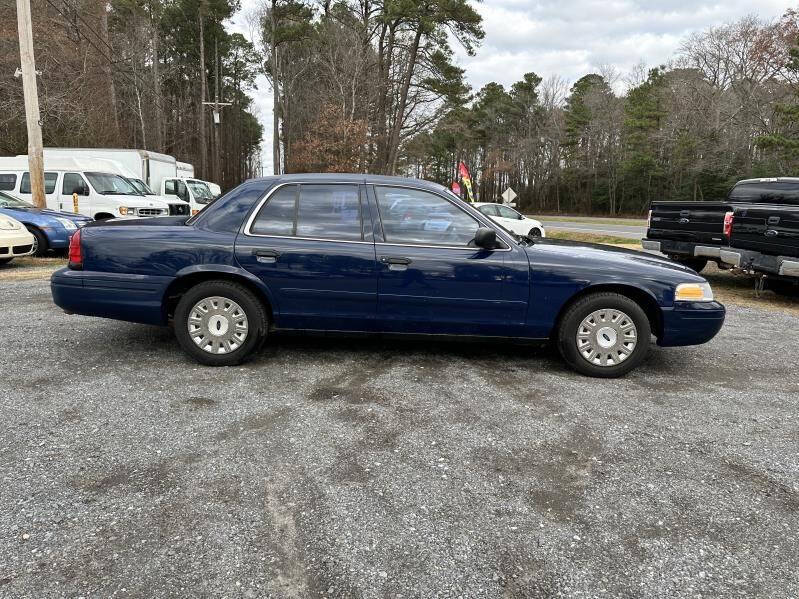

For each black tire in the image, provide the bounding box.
[173,280,268,366]
[557,292,651,378]
[767,278,799,297]
[26,226,49,257]
[671,256,708,273]
[528,227,542,237]
[0,257,13,265]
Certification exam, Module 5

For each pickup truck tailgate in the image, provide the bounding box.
[647,202,731,245]
[731,204,799,258]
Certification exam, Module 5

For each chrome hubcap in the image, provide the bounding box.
[188,296,249,354]
[576,308,637,367]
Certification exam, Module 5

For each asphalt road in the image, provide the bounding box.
[2,279,798,598]
[540,219,646,239]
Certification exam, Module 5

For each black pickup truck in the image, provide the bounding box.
[642,178,799,275]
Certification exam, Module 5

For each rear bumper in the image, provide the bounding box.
[50,268,173,325]
[719,248,799,277]
[658,301,726,347]
[641,238,722,258]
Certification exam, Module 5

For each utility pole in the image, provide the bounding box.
[198,11,207,180]
[203,40,230,186]
[15,0,45,209]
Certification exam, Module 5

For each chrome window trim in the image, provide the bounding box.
[244,182,367,242]
[244,180,517,252]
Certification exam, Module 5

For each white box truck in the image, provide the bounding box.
[0,156,171,220]
[42,149,217,215]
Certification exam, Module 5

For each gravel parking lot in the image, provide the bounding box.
[1,277,798,598]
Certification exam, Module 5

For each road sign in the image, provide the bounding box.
[501,187,517,204]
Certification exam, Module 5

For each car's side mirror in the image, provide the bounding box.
[474,227,497,249]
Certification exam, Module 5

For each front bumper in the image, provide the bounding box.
[0,229,35,257]
[641,238,722,259]
[658,301,726,347]
[719,248,799,277]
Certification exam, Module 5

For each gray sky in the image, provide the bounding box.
[227,0,789,176]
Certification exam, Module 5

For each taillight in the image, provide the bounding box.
[68,229,83,269]
[647,209,652,229]
[723,211,734,238]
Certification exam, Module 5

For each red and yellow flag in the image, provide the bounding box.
[458,161,475,202]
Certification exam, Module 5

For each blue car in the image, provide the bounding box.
[50,174,725,377]
[0,191,92,256]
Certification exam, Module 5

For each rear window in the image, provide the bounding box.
[729,182,799,205]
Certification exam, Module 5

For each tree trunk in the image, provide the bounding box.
[198,12,207,179]
[386,25,423,174]
[271,0,281,175]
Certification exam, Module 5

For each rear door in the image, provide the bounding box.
[60,172,90,215]
[372,185,529,336]
[235,183,378,330]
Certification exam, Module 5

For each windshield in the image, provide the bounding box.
[85,172,139,196]
[126,178,155,195]
[186,180,214,201]
[0,190,34,208]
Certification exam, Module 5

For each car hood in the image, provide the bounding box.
[525,238,705,281]
[105,194,170,208]
[0,206,91,223]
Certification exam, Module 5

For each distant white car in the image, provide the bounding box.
[473,203,546,237]
[0,213,35,264]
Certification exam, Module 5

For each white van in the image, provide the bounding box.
[160,177,216,215]
[0,157,170,220]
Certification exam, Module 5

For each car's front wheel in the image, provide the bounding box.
[557,292,651,378]
[528,227,542,237]
[26,226,49,257]
[173,280,267,366]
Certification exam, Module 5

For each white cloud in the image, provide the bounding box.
[226,0,790,175]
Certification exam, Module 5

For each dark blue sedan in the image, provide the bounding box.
[50,174,725,377]
[0,191,92,256]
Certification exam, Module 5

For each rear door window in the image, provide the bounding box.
[250,185,297,236]
[297,184,361,241]
[0,174,16,191]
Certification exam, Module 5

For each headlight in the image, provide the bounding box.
[675,282,714,302]
[55,217,77,230]
[119,206,131,216]
[0,217,20,230]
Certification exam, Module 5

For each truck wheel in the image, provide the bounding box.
[767,278,799,297]
[557,292,651,378]
[173,280,267,366]
[26,226,49,257]
[672,256,708,273]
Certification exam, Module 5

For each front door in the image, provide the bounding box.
[372,185,529,336]
[235,183,378,331]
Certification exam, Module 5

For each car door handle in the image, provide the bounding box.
[379,256,412,270]
[253,249,280,263]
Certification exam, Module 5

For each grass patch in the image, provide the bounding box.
[536,215,647,226]
[546,230,638,246]
[0,256,67,281]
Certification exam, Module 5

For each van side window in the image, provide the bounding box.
[20,172,58,194]
[62,173,88,196]
[0,174,16,191]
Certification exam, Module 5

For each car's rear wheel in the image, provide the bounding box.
[26,226,49,257]
[528,227,542,237]
[557,292,651,378]
[671,256,708,273]
[173,280,267,366]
